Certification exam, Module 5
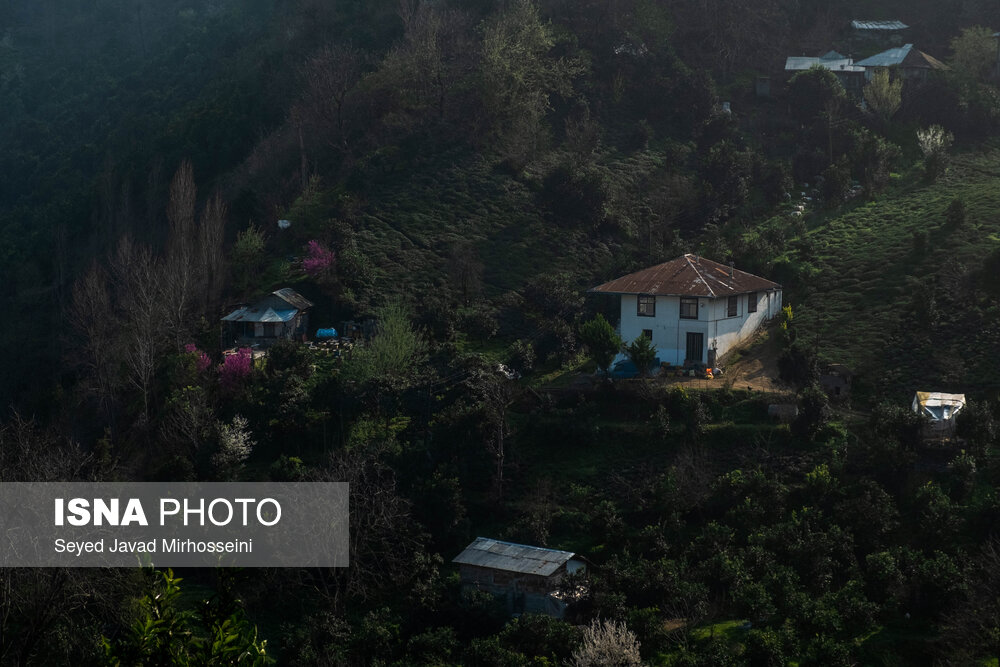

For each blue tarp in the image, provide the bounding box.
[608,358,661,379]
[316,328,338,338]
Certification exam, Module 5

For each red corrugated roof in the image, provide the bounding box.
[589,254,780,297]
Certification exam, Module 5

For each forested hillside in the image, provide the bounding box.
[6,0,1000,664]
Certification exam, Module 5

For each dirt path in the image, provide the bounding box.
[657,326,791,394]
[718,328,791,394]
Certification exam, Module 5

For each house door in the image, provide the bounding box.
[686,332,704,364]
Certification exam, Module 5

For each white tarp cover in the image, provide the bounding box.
[911,391,966,422]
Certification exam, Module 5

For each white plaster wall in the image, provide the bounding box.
[618,294,710,366]
[616,289,783,366]
[711,292,771,360]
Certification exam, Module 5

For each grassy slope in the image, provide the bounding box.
[790,149,1000,400]
[331,148,666,301]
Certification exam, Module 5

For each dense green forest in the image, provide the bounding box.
[6,0,1000,664]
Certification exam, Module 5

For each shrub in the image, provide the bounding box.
[508,338,536,374]
[945,198,966,227]
[220,348,253,392]
[570,619,642,667]
[917,125,954,181]
[820,157,851,207]
[624,334,657,378]
[579,314,622,376]
[183,343,213,374]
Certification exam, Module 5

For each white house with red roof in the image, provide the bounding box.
[589,254,783,367]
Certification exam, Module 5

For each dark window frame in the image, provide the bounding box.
[680,297,698,320]
[642,329,653,340]
[748,292,758,313]
[727,295,738,317]
[637,295,656,317]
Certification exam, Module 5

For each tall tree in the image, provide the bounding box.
[950,25,996,82]
[299,42,365,150]
[864,68,902,125]
[463,360,516,501]
[342,298,429,432]
[448,240,483,305]
[111,238,165,426]
[69,262,122,428]
[163,160,198,348]
[198,191,227,314]
[479,0,582,162]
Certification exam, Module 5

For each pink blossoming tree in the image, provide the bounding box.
[219,348,253,392]
[184,343,213,373]
[303,240,335,279]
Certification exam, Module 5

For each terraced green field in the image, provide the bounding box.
[790,150,1000,400]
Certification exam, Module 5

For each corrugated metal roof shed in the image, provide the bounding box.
[785,57,864,73]
[273,288,313,310]
[453,538,576,577]
[852,20,909,31]
[589,254,781,298]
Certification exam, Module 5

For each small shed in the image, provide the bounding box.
[912,391,966,437]
[221,288,313,346]
[453,537,587,618]
[855,44,949,82]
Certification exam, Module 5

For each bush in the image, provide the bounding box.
[460,304,500,340]
[579,314,622,376]
[508,338,536,374]
[917,125,954,181]
[945,198,966,227]
[624,334,657,378]
[570,619,642,667]
[820,157,851,207]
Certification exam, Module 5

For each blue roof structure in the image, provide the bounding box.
[855,44,949,71]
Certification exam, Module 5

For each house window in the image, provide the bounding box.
[727,296,738,317]
[680,297,698,319]
[642,329,653,340]
[748,292,757,313]
[637,295,656,317]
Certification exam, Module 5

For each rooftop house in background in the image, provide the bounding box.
[784,51,866,97]
[855,44,949,81]
[912,391,966,438]
[453,538,587,618]
[851,19,909,44]
[221,288,313,347]
[589,255,782,368]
